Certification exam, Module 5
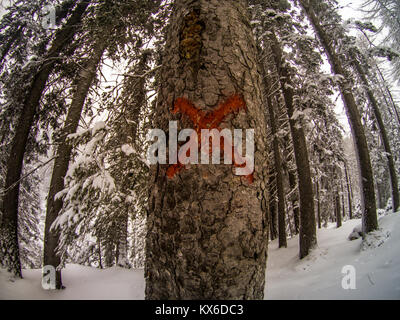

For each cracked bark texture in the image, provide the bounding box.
[145,0,269,300]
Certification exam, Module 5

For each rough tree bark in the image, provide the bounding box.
[300,0,378,234]
[145,0,269,299]
[269,33,317,259]
[0,0,90,277]
[43,39,106,289]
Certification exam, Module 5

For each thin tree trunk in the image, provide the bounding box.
[352,58,399,212]
[269,33,317,259]
[270,97,287,247]
[341,181,346,218]
[145,0,269,299]
[259,53,286,247]
[269,190,278,241]
[0,0,90,277]
[286,198,294,238]
[43,39,106,289]
[335,192,342,228]
[300,0,378,234]
[316,179,321,229]
[344,162,353,219]
[288,170,300,234]
[268,173,278,241]
[116,51,152,268]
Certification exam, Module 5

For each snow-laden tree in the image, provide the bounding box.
[44,0,164,288]
[0,0,90,278]
[299,0,378,235]
[362,0,400,83]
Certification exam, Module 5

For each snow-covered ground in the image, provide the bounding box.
[265,211,400,299]
[1,212,400,300]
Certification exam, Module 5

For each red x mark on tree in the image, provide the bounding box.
[166,94,254,184]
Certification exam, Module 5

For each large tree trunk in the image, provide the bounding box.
[43,39,106,289]
[300,0,378,234]
[0,0,90,277]
[145,0,269,299]
[268,34,317,259]
[352,58,399,212]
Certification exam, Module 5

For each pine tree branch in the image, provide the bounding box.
[0,157,56,196]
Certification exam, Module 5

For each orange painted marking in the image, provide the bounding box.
[167,94,253,184]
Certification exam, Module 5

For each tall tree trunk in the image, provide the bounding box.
[288,169,300,234]
[43,39,106,289]
[341,180,345,218]
[316,179,321,229]
[352,58,399,212]
[344,162,353,219]
[269,34,317,259]
[0,0,90,277]
[268,181,278,241]
[116,213,128,268]
[116,51,152,268]
[145,0,269,299]
[259,50,286,247]
[96,235,103,269]
[270,99,287,247]
[300,0,378,234]
[335,192,342,228]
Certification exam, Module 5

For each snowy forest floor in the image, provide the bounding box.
[1,212,400,300]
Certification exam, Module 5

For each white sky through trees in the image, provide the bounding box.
[1,1,398,135]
